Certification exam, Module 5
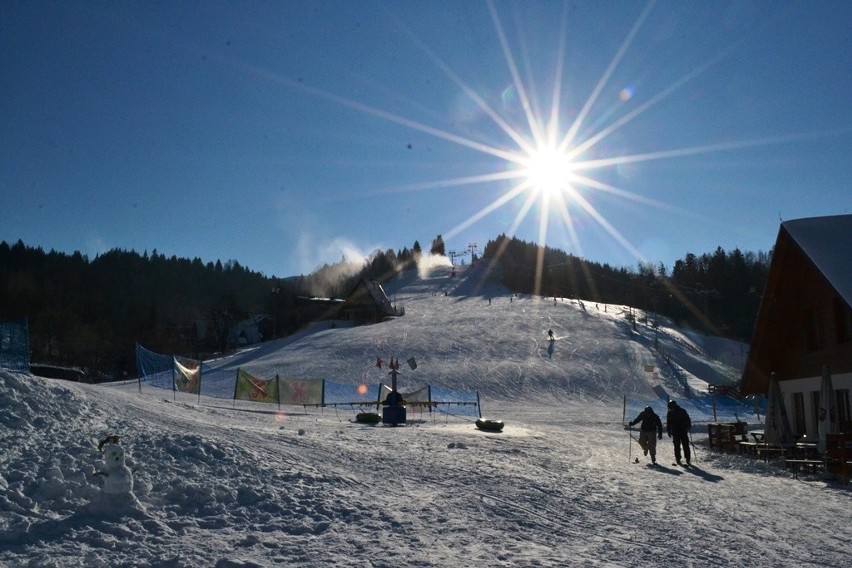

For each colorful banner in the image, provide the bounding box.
[134,346,480,417]
[174,356,201,394]
[234,369,279,404]
[279,377,323,405]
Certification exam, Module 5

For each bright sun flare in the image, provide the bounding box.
[293,1,760,297]
[523,144,574,197]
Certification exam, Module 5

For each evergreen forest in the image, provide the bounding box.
[0,235,769,381]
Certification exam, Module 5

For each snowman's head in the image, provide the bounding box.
[102,442,126,471]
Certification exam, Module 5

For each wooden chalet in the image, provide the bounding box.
[290,296,345,330]
[740,215,852,437]
[340,279,397,324]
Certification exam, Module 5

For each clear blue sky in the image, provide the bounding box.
[2,1,851,278]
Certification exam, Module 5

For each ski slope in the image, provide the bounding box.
[1,262,849,567]
[203,261,740,408]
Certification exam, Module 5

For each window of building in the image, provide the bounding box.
[837,389,850,430]
[792,392,806,437]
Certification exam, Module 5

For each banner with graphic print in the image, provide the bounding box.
[279,377,323,405]
[174,355,202,395]
[234,369,279,404]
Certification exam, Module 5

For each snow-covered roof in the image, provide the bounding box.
[782,214,852,307]
[354,279,394,315]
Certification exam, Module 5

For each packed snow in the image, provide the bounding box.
[1,262,850,567]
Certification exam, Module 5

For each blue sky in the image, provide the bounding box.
[2,0,851,278]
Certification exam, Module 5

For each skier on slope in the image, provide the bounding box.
[628,406,663,465]
[667,400,692,466]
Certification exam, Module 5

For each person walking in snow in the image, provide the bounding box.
[628,406,663,465]
[548,329,555,341]
[667,400,692,466]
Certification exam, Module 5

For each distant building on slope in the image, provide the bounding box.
[340,279,398,324]
[276,279,397,334]
[288,296,345,331]
[740,214,852,437]
[230,314,273,345]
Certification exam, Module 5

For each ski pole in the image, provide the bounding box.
[628,427,633,463]
[689,431,698,463]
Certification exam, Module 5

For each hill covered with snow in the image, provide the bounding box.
[202,261,741,406]
[1,262,848,567]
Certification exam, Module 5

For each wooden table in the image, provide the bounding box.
[755,445,785,461]
[785,458,825,478]
[792,442,820,459]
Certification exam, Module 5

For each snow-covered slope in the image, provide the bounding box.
[207,262,739,407]
[2,262,848,567]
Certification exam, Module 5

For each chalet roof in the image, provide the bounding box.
[361,280,394,314]
[782,214,852,308]
[739,214,852,395]
[296,296,344,304]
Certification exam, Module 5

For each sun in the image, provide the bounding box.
[522,143,575,198]
[282,1,715,286]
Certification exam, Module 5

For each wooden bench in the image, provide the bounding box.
[785,459,825,478]
[825,433,851,485]
[789,442,820,460]
[755,445,785,461]
[784,434,852,484]
[824,459,852,484]
[738,441,759,456]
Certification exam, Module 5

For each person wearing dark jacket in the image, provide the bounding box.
[666,400,692,466]
[628,406,663,465]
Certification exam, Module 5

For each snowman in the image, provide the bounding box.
[90,435,140,514]
[99,439,134,495]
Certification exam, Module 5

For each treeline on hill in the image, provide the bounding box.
[482,235,771,341]
[1,240,274,379]
[0,237,445,380]
[2,233,765,380]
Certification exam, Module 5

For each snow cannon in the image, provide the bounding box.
[382,358,407,426]
[382,391,406,426]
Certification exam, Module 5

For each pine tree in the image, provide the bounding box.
[430,235,445,256]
